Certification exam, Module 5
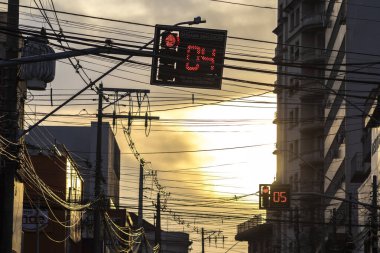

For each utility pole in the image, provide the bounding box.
[94,86,159,253]
[295,207,300,253]
[0,1,20,253]
[94,82,104,253]
[138,159,144,253]
[202,227,205,253]
[372,175,378,253]
[155,193,161,253]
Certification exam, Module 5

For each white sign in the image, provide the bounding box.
[22,209,48,232]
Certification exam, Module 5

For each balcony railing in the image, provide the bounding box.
[300,150,324,165]
[300,117,323,132]
[301,14,324,29]
[236,215,264,234]
[301,48,325,63]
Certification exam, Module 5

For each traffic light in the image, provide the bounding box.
[151,25,227,89]
[259,184,270,209]
[157,31,178,82]
[259,184,291,209]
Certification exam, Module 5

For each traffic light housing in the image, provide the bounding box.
[157,31,178,82]
[259,184,291,209]
[151,25,227,89]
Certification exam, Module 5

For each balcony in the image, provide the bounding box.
[272,111,278,124]
[300,14,324,31]
[299,80,324,99]
[273,46,285,62]
[301,48,325,63]
[300,150,323,166]
[351,152,371,183]
[284,0,300,12]
[235,215,273,242]
[273,23,283,36]
[236,215,264,234]
[300,117,323,133]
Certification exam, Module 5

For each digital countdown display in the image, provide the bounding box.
[150,25,227,90]
[259,184,291,209]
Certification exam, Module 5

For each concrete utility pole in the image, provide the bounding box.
[94,82,104,253]
[295,207,300,253]
[155,193,161,253]
[93,87,159,253]
[138,159,144,253]
[202,228,205,253]
[0,1,20,253]
[372,175,378,253]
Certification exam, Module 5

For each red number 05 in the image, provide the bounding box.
[273,191,287,203]
[186,45,216,72]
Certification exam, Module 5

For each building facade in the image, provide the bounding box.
[26,122,120,207]
[323,0,380,251]
[23,145,83,253]
[235,215,273,253]
[273,0,325,252]
[273,0,380,252]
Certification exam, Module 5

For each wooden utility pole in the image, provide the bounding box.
[0,1,20,252]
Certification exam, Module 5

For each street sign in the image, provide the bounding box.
[22,209,48,232]
[151,25,227,89]
[259,184,291,209]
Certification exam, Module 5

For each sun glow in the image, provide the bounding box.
[186,95,277,201]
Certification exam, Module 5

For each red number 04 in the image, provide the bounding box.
[186,45,216,72]
[273,191,287,203]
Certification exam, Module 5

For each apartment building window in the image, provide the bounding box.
[289,78,300,95]
[294,172,299,192]
[288,140,299,160]
[289,143,294,161]
[295,108,299,125]
[294,41,300,60]
[295,8,300,27]
[289,110,294,128]
[290,45,294,61]
[289,8,300,31]
[290,12,295,31]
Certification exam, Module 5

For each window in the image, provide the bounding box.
[295,8,300,27]
[289,111,294,128]
[294,41,300,60]
[290,12,295,30]
[295,108,299,125]
[294,172,299,192]
[289,143,294,161]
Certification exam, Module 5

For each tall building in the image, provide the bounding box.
[273,0,380,252]
[26,122,121,207]
[273,0,326,252]
[323,0,380,251]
